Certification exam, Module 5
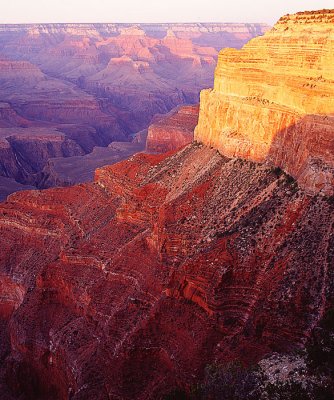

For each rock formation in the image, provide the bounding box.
[0,129,86,186]
[0,142,333,399]
[195,9,334,195]
[146,104,199,153]
[1,11,333,400]
[0,22,268,200]
[0,102,31,128]
[37,141,146,188]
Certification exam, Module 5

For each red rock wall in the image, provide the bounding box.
[0,143,333,399]
[146,104,199,153]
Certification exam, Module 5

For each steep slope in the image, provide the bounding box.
[0,129,86,185]
[195,9,334,195]
[0,60,122,136]
[37,141,146,188]
[0,176,34,202]
[0,143,333,399]
[1,11,333,400]
[0,103,31,128]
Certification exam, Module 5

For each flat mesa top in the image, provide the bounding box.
[276,9,334,25]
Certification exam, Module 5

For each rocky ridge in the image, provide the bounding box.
[0,143,333,399]
[0,10,333,400]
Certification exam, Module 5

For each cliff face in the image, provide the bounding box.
[195,9,334,195]
[146,104,199,153]
[0,129,86,187]
[0,102,31,128]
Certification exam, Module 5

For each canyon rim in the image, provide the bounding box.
[0,5,334,400]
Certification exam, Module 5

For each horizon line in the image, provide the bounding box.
[0,21,272,25]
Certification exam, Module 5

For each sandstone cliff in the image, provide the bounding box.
[195,9,334,195]
[1,12,334,400]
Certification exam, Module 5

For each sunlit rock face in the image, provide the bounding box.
[195,9,334,195]
[0,12,334,400]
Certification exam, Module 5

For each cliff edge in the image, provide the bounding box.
[195,9,334,195]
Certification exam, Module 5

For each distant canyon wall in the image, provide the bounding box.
[0,22,269,199]
[146,104,199,153]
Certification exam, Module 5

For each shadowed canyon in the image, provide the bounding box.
[0,8,334,400]
[0,22,269,200]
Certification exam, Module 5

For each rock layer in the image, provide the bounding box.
[0,129,86,186]
[0,22,269,199]
[146,104,199,153]
[2,13,334,400]
[0,143,333,399]
[195,9,334,195]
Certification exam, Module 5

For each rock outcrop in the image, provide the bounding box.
[146,104,199,153]
[0,129,86,186]
[0,102,31,128]
[195,9,334,195]
[0,142,333,399]
[37,141,146,188]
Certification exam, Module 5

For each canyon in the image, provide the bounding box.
[0,23,269,200]
[0,9,333,400]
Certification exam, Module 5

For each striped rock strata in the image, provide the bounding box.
[195,9,334,195]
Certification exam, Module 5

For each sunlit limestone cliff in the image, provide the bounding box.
[195,9,334,195]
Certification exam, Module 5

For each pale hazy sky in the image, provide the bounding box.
[1,0,333,25]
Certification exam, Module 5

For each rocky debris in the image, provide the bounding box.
[0,142,333,399]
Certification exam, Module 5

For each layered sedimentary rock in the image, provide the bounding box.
[195,9,334,195]
[4,12,334,400]
[0,142,333,399]
[0,60,123,135]
[0,22,269,199]
[146,104,199,153]
[0,102,31,128]
[0,23,270,52]
[0,129,86,187]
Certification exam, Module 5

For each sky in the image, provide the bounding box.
[0,0,333,25]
